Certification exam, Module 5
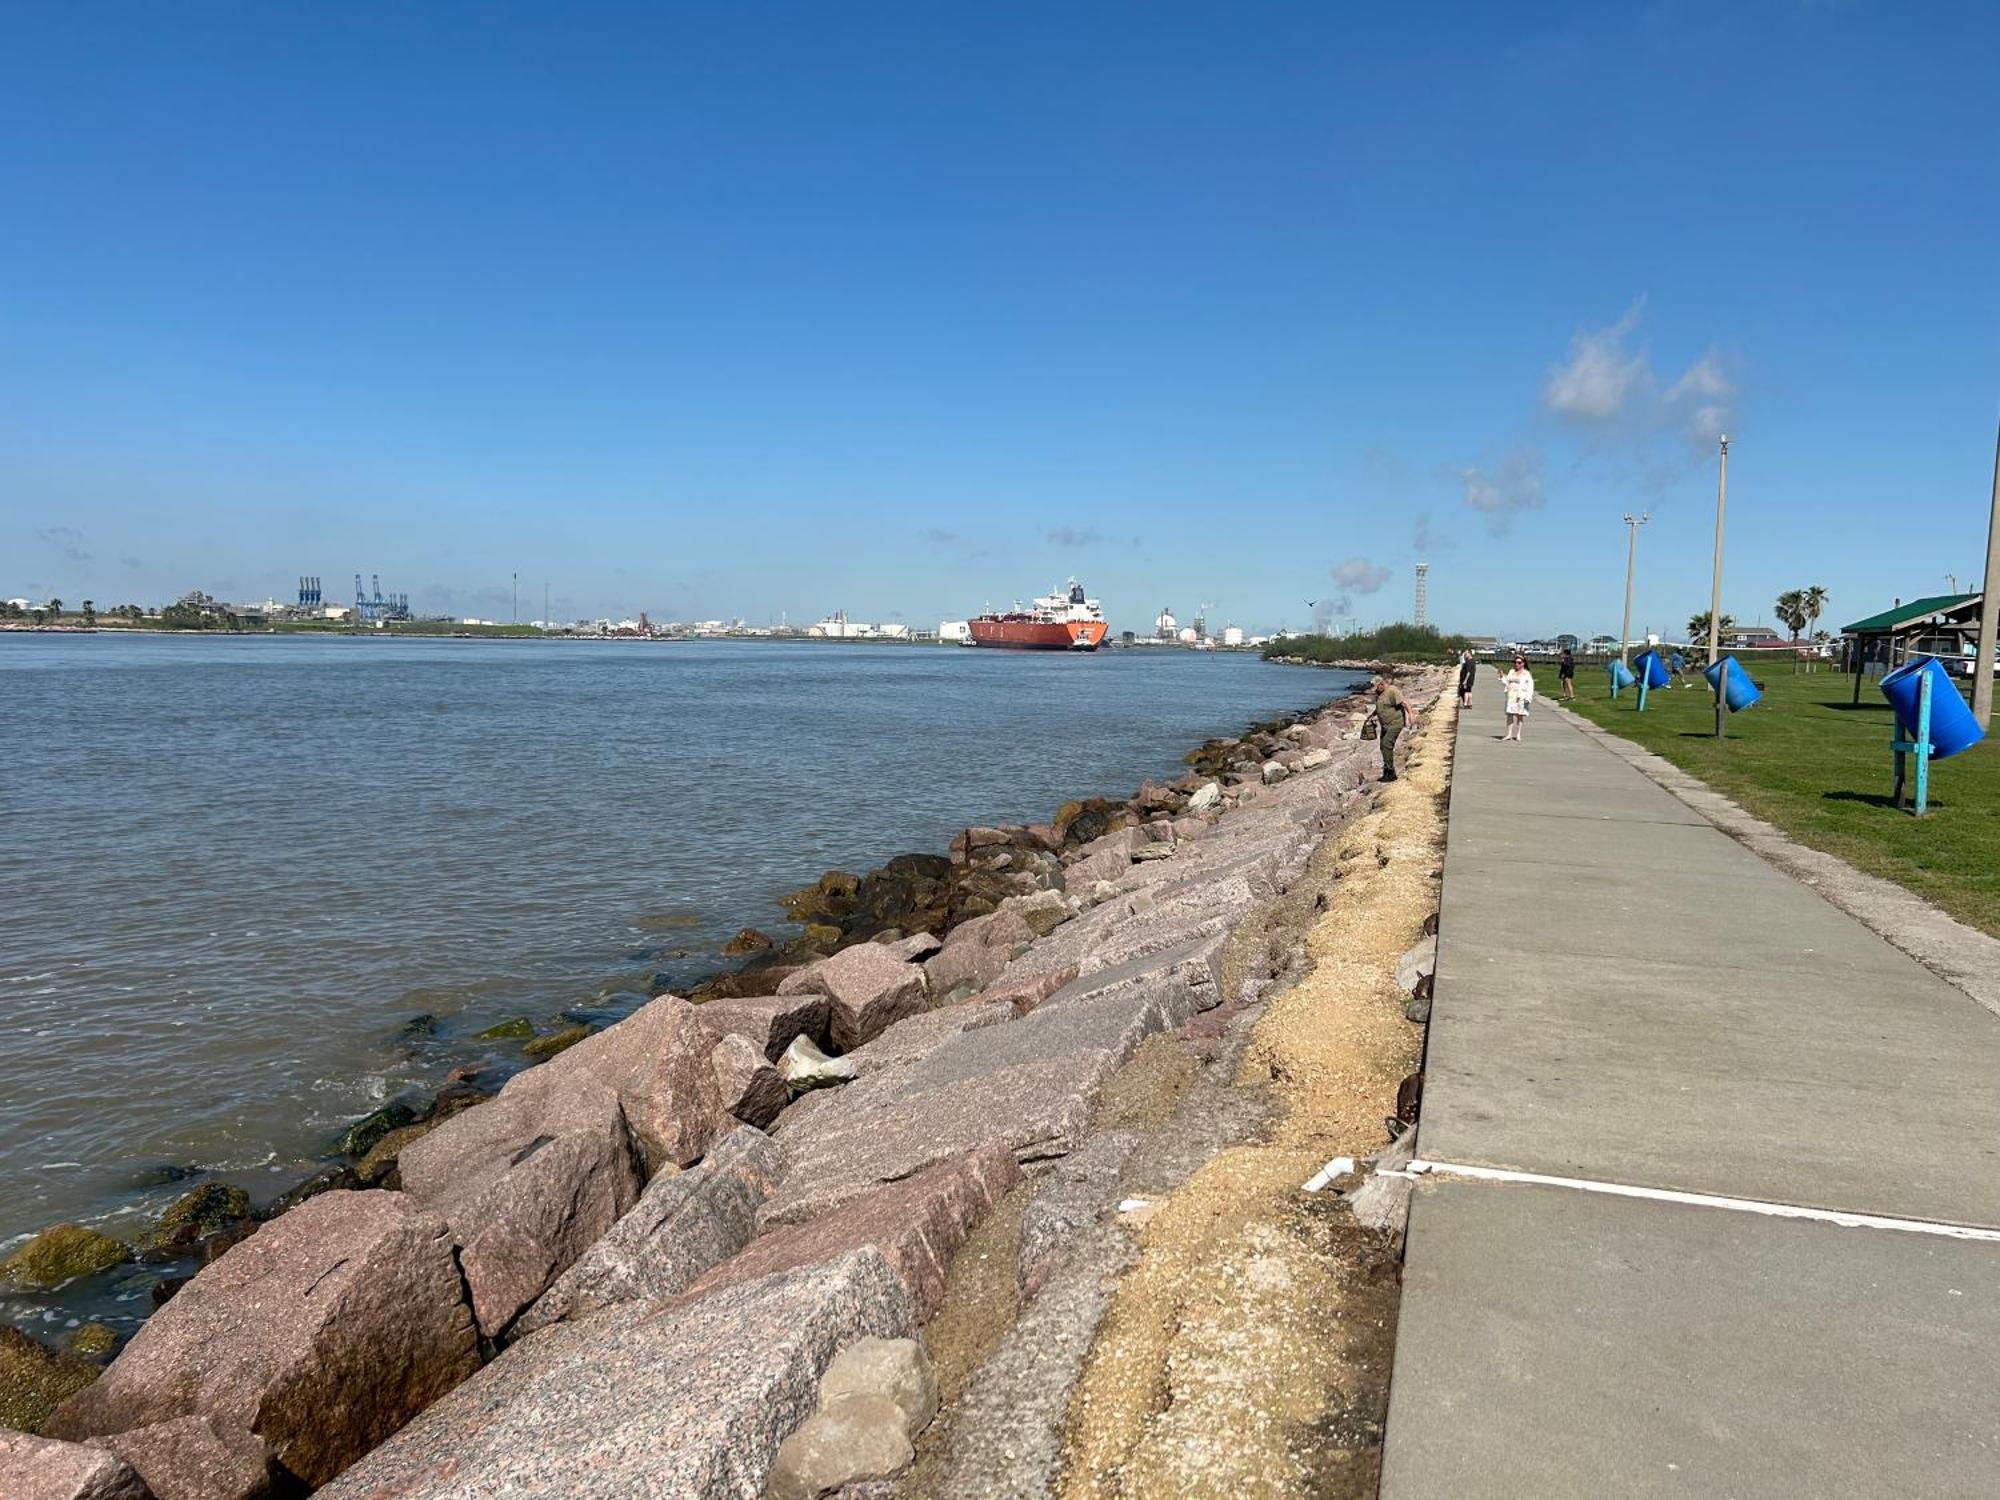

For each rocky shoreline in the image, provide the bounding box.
[1,671,1440,1498]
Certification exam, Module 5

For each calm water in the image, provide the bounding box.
[1,633,1355,1324]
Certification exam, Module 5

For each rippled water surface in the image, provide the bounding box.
[1,633,1358,1319]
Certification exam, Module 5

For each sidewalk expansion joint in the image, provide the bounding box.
[1395,1159,2000,1243]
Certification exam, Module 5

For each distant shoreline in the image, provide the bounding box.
[1,625,1267,652]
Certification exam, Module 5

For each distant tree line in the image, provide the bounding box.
[1,598,147,625]
[1262,622,1471,665]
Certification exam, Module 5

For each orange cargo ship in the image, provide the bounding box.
[968,579,1108,651]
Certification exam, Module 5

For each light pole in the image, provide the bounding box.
[1619,511,1650,665]
[1973,418,1999,728]
[1708,436,1729,737]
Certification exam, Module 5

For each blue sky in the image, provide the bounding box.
[2,1,1994,637]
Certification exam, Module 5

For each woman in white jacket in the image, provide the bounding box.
[1501,655,1535,741]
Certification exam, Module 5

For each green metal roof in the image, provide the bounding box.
[1841,592,1980,634]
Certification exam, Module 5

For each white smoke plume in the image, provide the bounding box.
[1460,449,1546,534]
[1330,557,1391,595]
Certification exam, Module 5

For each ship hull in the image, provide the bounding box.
[967,618,1107,651]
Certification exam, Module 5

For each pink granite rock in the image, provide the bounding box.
[921,940,1008,1000]
[712,1034,789,1129]
[511,1127,782,1338]
[941,908,1036,952]
[399,1069,644,1341]
[530,995,728,1171]
[46,1190,479,1489]
[697,992,831,1061]
[0,1430,150,1500]
[687,1145,1021,1320]
[1061,848,1129,891]
[880,932,942,963]
[778,945,929,1052]
[315,1251,916,1500]
[93,1415,274,1500]
[979,964,1081,1016]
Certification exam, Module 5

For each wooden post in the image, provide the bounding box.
[1974,418,1999,727]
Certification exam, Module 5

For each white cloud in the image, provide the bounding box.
[1545,305,1737,449]
[1544,303,1649,422]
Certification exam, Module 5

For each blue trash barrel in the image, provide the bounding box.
[1634,650,1670,690]
[1702,655,1761,712]
[1880,656,1986,759]
[1607,659,1635,690]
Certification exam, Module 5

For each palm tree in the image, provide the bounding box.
[1801,586,1828,672]
[1687,611,1735,659]
[1775,590,1807,641]
[81,599,96,626]
[46,596,62,620]
[1775,590,1808,670]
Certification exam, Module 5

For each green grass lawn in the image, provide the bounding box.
[1525,662,2000,937]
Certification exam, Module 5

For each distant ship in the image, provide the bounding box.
[968,579,1108,651]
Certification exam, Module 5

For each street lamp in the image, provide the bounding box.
[1619,511,1650,666]
[1708,436,1730,737]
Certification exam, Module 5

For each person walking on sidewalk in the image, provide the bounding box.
[1501,655,1535,741]
[1456,650,1476,709]
[1372,675,1414,781]
[1558,646,1576,700]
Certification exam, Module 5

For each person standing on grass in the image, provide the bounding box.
[1558,645,1577,700]
[1456,650,1476,709]
[1372,675,1415,781]
[1501,655,1535,741]
[1670,648,1688,686]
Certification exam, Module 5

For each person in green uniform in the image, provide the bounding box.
[1372,675,1414,781]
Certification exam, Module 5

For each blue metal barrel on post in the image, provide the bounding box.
[1608,658,1635,696]
[1881,657,1984,760]
[1703,655,1760,713]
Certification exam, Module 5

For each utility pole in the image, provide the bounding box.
[512,572,518,626]
[1973,418,2000,727]
[1619,512,1650,665]
[1708,436,1730,737]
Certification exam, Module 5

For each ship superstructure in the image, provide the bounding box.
[967,579,1108,651]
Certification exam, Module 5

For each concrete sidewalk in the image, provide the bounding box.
[1379,695,2000,1497]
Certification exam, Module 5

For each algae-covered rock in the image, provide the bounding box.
[67,1324,118,1360]
[339,1102,418,1157]
[0,1323,101,1433]
[357,1122,439,1185]
[202,1223,259,1265]
[262,1163,361,1219]
[780,870,863,924]
[721,927,774,957]
[521,1024,593,1059]
[802,923,844,950]
[2,1225,131,1288]
[149,1184,252,1252]
[475,1017,535,1042]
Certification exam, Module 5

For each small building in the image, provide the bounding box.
[1840,593,1987,699]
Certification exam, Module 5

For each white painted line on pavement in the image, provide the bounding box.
[1398,1159,2000,1243]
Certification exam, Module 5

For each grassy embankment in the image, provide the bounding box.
[1531,661,2000,937]
[1263,622,1470,666]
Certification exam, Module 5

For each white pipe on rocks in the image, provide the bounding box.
[1300,1156,1356,1193]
